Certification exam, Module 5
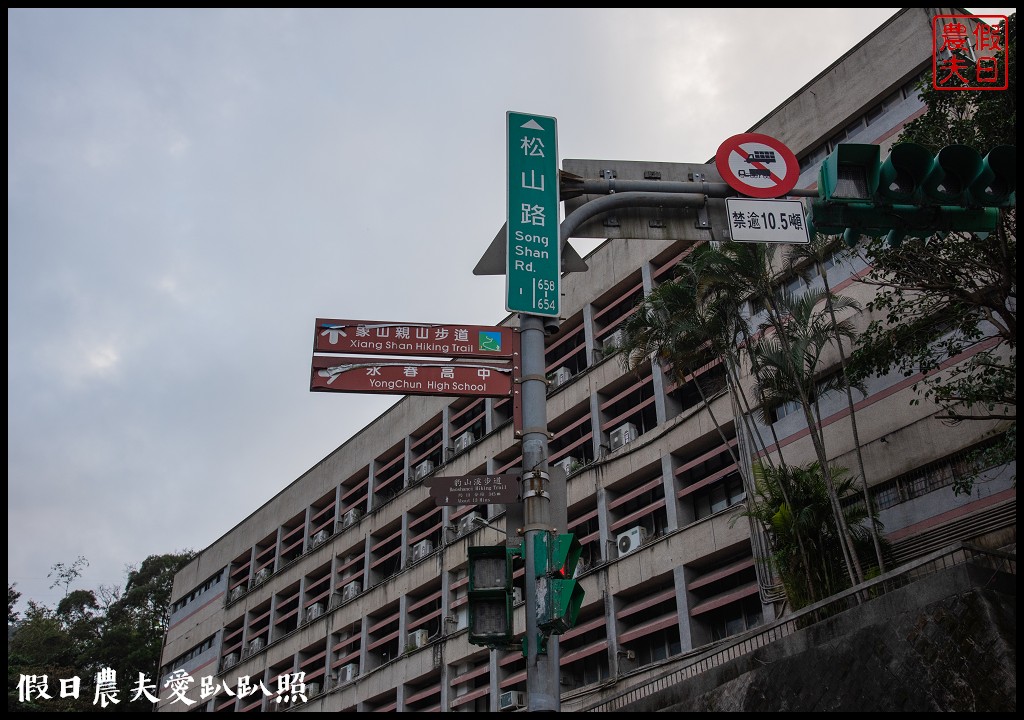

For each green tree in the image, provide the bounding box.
[8,600,90,712]
[739,461,887,610]
[8,551,195,713]
[786,238,886,573]
[95,552,195,711]
[899,14,1015,153]
[8,584,20,625]
[850,13,1016,493]
[47,555,89,598]
[615,239,886,606]
[615,266,795,603]
[693,241,869,587]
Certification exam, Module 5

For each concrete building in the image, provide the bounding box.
[157,8,1015,712]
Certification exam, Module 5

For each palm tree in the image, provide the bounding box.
[617,273,738,464]
[615,255,807,602]
[787,237,886,573]
[747,286,867,587]
[739,460,885,609]
[693,242,867,587]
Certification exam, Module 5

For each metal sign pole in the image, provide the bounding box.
[518,313,558,712]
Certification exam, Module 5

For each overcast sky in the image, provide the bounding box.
[8,8,1013,614]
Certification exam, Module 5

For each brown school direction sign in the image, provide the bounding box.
[310,355,514,398]
[314,319,516,359]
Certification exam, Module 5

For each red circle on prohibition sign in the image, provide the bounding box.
[715,132,800,198]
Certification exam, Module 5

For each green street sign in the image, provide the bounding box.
[506,111,560,317]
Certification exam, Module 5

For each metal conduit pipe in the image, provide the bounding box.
[560,191,710,241]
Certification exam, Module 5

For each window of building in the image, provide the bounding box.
[279,511,305,566]
[687,548,762,645]
[545,319,588,377]
[449,398,487,458]
[559,609,611,689]
[172,569,225,613]
[272,580,301,639]
[864,104,884,125]
[608,464,667,543]
[366,598,401,670]
[568,503,601,569]
[329,620,363,689]
[164,633,216,673]
[865,441,996,512]
[368,518,403,586]
[297,637,328,695]
[373,443,406,506]
[616,581,682,668]
[404,674,443,712]
[410,415,444,480]
[691,473,746,521]
[705,595,764,642]
[549,404,595,470]
[772,399,801,422]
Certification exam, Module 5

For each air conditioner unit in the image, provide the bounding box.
[554,456,583,476]
[309,529,330,550]
[408,628,429,649]
[228,586,245,603]
[306,682,321,697]
[338,663,359,684]
[223,652,240,668]
[604,327,627,350]
[250,567,271,587]
[609,422,639,451]
[455,606,468,630]
[342,580,362,602]
[305,603,324,622]
[410,538,434,562]
[340,507,362,530]
[458,511,483,536]
[499,690,527,711]
[248,636,265,654]
[616,526,649,557]
[414,459,435,481]
[548,366,572,389]
[512,587,523,605]
[453,430,476,454]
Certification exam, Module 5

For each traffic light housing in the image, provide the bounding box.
[809,142,1014,248]
[535,533,585,634]
[970,145,1016,207]
[817,142,880,203]
[467,545,513,646]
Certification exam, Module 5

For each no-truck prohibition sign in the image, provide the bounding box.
[715,132,800,199]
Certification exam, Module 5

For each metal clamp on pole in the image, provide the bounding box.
[521,469,550,500]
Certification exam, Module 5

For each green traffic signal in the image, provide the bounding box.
[809,203,999,236]
[818,143,879,202]
[877,142,933,204]
[537,575,585,635]
[920,144,984,205]
[811,142,1014,245]
[970,145,1016,207]
[550,533,582,579]
[535,533,585,634]
[467,545,513,646]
